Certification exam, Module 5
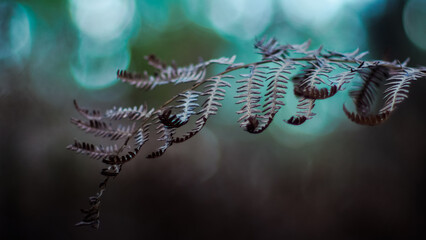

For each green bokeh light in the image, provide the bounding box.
[69,0,136,42]
[0,3,32,62]
[68,0,139,89]
[403,0,426,51]
[71,44,130,89]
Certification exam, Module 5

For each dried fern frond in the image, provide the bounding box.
[350,65,389,116]
[158,109,186,128]
[174,90,201,124]
[236,65,267,132]
[75,177,109,229]
[173,75,232,143]
[330,63,357,91]
[144,54,168,71]
[71,118,135,141]
[292,57,337,101]
[380,68,425,113]
[254,37,289,60]
[147,121,175,158]
[105,104,154,121]
[245,59,298,133]
[102,152,136,165]
[66,140,118,160]
[297,57,334,89]
[116,69,167,90]
[135,125,150,148]
[73,100,103,120]
[295,44,323,57]
[286,98,316,125]
[295,85,338,99]
[69,36,426,229]
[343,104,390,126]
[324,48,368,61]
[75,194,101,229]
[117,56,236,90]
[263,59,295,116]
[288,39,312,54]
[101,164,121,177]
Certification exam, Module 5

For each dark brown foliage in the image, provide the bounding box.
[343,105,390,126]
[286,116,307,125]
[294,85,337,99]
[350,65,389,116]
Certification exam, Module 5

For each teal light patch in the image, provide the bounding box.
[205,0,273,40]
[71,44,130,90]
[279,0,346,30]
[136,0,171,30]
[348,0,387,18]
[403,0,426,50]
[69,0,136,42]
[182,0,211,28]
[317,11,367,52]
[0,3,32,61]
[68,0,138,90]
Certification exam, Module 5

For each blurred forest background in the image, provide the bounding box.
[1,0,426,239]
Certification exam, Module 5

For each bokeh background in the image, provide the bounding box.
[1,0,426,239]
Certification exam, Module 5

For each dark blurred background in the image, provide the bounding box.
[1,0,426,239]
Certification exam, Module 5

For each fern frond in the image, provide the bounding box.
[325,48,368,61]
[244,59,297,133]
[296,45,323,58]
[297,57,334,89]
[199,75,233,116]
[117,56,235,90]
[291,59,336,100]
[174,90,201,124]
[101,164,121,177]
[350,65,389,115]
[288,39,312,54]
[135,124,150,149]
[102,125,151,164]
[172,117,206,144]
[254,38,317,59]
[70,37,426,229]
[254,37,289,60]
[71,118,109,135]
[102,149,139,165]
[173,75,232,143]
[105,104,154,121]
[75,191,102,229]
[117,70,168,90]
[67,140,118,160]
[330,63,357,91]
[144,54,167,71]
[158,109,185,128]
[117,66,205,90]
[295,85,338,99]
[147,122,175,158]
[236,65,267,132]
[380,68,425,113]
[343,104,390,126]
[166,64,207,84]
[71,118,135,140]
[73,100,103,120]
[286,116,307,125]
[286,98,316,125]
[263,59,295,115]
